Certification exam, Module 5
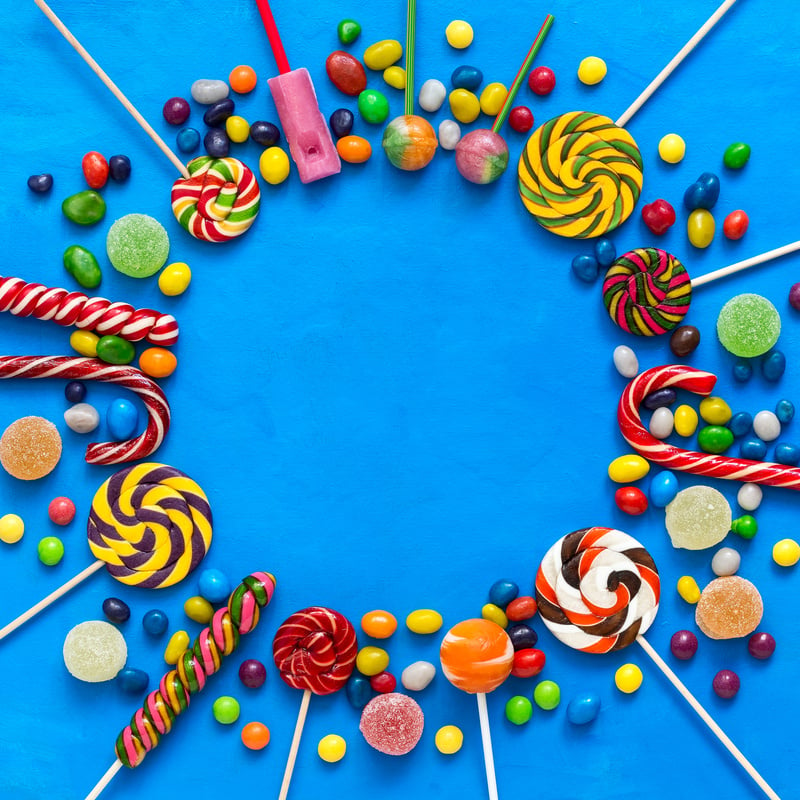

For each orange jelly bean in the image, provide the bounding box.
[139,347,177,378]
[229,65,257,93]
[361,610,398,639]
[336,135,372,164]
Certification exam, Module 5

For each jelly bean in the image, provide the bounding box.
[229,65,257,94]
[687,209,715,248]
[438,119,461,150]
[723,209,749,240]
[198,568,231,603]
[658,133,685,164]
[445,20,473,49]
[163,97,191,124]
[528,66,555,95]
[731,514,758,539]
[481,603,508,628]
[643,388,676,410]
[670,629,698,659]
[729,411,753,437]
[191,79,229,104]
[641,198,676,235]
[684,172,721,210]
[346,674,372,708]
[103,596,131,623]
[753,410,781,441]
[448,89,480,123]
[698,396,731,425]
[406,608,443,634]
[790,282,800,311]
[748,632,776,660]
[383,66,406,90]
[225,115,251,143]
[204,128,230,158]
[259,146,291,184]
[488,579,519,608]
[737,483,762,511]
[723,141,750,169]
[176,127,200,153]
[369,671,397,693]
[38,536,64,566]
[607,454,650,483]
[63,244,101,290]
[571,254,599,283]
[106,398,138,440]
[566,694,600,724]
[615,486,648,515]
[337,18,361,45]
[712,669,740,699]
[401,660,436,691]
[533,680,560,710]
[62,190,106,225]
[732,363,753,386]
[505,596,536,621]
[357,89,390,124]
[762,350,786,381]
[711,547,741,576]
[649,471,679,508]
[142,609,169,636]
[326,51,367,96]
[776,399,795,423]
[506,623,537,650]
[740,438,767,460]
[158,262,192,296]
[184,595,214,624]
[117,666,149,693]
[435,725,464,754]
[670,325,700,357]
[773,538,800,567]
[327,109,353,140]
[649,407,674,439]
[28,173,53,193]
[250,120,281,147]
[577,56,606,85]
[336,135,372,164]
[419,79,447,112]
[49,496,76,525]
[614,663,643,693]
[212,695,240,724]
[511,648,545,678]
[775,442,800,465]
[697,425,734,454]
[356,646,389,676]
[508,106,534,133]
[139,347,178,378]
[82,151,109,189]
[239,658,267,688]
[318,733,347,762]
[96,335,135,365]
[676,575,701,604]
[363,40,403,71]
[451,65,483,92]
[361,610,398,639]
[613,344,638,378]
[505,695,533,725]
[241,721,270,750]
[165,630,190,664]
[108,155,131,182]
[479,82,507,115]
[64,402,99,433]
[594,237,616,268]
[204,98,235,128]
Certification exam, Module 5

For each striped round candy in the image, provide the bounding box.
[603,248,691,335]
[171,156,260,242]
[440,618,514,694]
[535,527,660,653]
[518,111,643,239]
[273,606,358,695]
[87,463,212,588]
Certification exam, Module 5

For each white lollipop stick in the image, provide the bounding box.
[637,636,781,800]
[277,689,311,800]
[476,692,500,800]
[691,239,800,287]
[616,0,738,127]
[83,759,123,800]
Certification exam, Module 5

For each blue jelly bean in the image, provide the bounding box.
[176,127,201,153]
[507,623,538,650]
[102,596,131,623]
[64,380,86,403]
[329,108,355,139]
[143,608,169,636]
[27,173,54,193]
[740,438,767,460]
[643,388,677,410]
[203,97,235,127]
[774,442,800,465]
[451,65,483,91]
[108,155,132,182]
[204,128,230,157]
[762,350,786,381]
[733,361,752,383]
[346,674,372,709]
[593,237,616,268]
[107,398,139,440]
[250,120,281,147]
[649,470,679,507]
[117,667,150,693]
[488,579,519,608]
[683,172,721,211]
[571,254,599,283]
[198,568,231,603]
[776,399,795,424]
[729,411,753,437]
[566,694,600,725]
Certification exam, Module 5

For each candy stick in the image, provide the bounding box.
[476,693,499,800]
[615,0,738,127]
[33,0,189,178]
[404,0,417,115]
[82,572,276,800]
[690,239,800,287]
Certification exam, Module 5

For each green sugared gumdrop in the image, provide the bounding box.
[716,293,780,357]
[106,213,170,278]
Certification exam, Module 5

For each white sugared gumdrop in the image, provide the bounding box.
[737,482,762,511]
[753,410,781,441]
[711,546,741,576]
[665,485,732,550]
[612,345,638,378]
[649,407,674,440]
[63,620,127,682]
[438,119,461,150]
[401,660,436,691]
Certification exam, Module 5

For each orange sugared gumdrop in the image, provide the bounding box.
[0,416,62,480]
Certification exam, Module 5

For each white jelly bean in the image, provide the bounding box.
[438,119,461,150]
[191,79,229,104]
[612,345,638,378]
[418,78,447,112]
[753,410,781,441]
[737,482,763,511]
[401,660,436,691]
[64,402,100,433]
[711,546,741,576]
[649,407,675,440]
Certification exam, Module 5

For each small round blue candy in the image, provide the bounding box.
[204,128,230,158]
[740,438,767,460]
[198,568,231,603]
[346,673,372,709]
[728,411,753,437]
[649,470,679,507]
[64,380,86,403]
[108,155,132,182]
[774,442,800,466]
[488,579,518,608]
[102,596,131,623]
[27,173,54,193]
[571,254,600,283]
[451,65,483,91]
[594,237,616,268]
[250,120,281,147]
[776,399,795,424]
[506,622,538,650]
[329,108,355,139]
[762,350,786,382]
[733,361,753,383]
[176,127,201,153]
[117,666,149,693]
[106,398,139,441]
[566,693,601,724]
[142,608,169,636]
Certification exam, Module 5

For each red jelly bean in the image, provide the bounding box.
[615,486,648,515]
[510,648,546,678]
[508,106,534,133]
[641,198,676,235]
[723,209,749,240]
[528,66,555,95]
[369,671,397,693]
[325,50,367,96]
[81,151,109,189]
[506,596,537,621]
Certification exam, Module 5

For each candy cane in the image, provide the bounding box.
[0,356,170,464]
[618,363,800,489]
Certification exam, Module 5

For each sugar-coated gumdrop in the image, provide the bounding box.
[359,693,424,755]
[63,620,128,682]
[665,486,731,550]
[106,214,170,278]
[0,416,62,480]
[717,294,781,357]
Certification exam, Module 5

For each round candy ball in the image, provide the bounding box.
[440,618,514,693]
[198,568,231,602]
[528,65,555,95]
[239,658,268,688]
[717,294,781,358]
[658,133,686,164]
[508,106,534,133]
[505,695,533,725]
[670,630,698,660]
[435,724,464,754]
[176,127,200,153]
[455,129,509,184]
[163,97,190,125]
[63,620,127,682]
[0,513,24,544]
[106,214,170,278]
[712,669,740,699]
[748,631,776,659]
[212,695,241,724]
[577,56,607,85]
[64,380,86,403]
[241,721,270,750]
[48,496,76,526]
[772,538,800,567]
[38,536,65,565]
[142,608,169,636]
[445,19,473,49]
[533,679,561,710]
[318,733,347,762]
[360,693,424,755]
[614,663,643,693]
[382,115,438,171]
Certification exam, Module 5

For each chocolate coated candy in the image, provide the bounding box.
[326,51,367,96]
[669,325,700,357]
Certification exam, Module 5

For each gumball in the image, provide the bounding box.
[670,629,698,660]
[318,733,346,762]
[48,496,76,525]
[508,106,534,133]
[239,658,268,688]
[528,65,555,95]
[241,721,270,750]
[435,725,463,754]
[748,632,776,660]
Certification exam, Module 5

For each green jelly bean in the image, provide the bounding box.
[505,695,533,725]
[732,514,758,539]
[723,142,751,169]
[357,89,390,124]
[62,190,106,225]
[63,244,102,289]
[96,334,135,365]
[337,18,361,44]
[697,425,734,454]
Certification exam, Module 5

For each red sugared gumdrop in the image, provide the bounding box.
[359,692,424,755]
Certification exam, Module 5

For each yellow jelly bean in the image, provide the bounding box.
[481,602,508,628]
[578,56,607,85]
[356,645,389,676]
[615,663,643,693]
[0,513,24,544]
[70,329,99,357]
[318,733,347,762]
[479,82,507,116]
[383,65,406,90]
[406,608,443,634]
[435,724,464,754]
[164,629,190,664]
[673,404,699,437]
[449,88,481,124]
[259,146,291,185]
[184,595,214,624]
[363,39,403,71]
[658,133,686,164]
[608,454,650,483]
[158,262,192,296]
[687,208,715,248]
[677,575,701,604]
[773,538,800,567]
[445,19,473,49]
[225,114,251,143]
[699,396,732,425]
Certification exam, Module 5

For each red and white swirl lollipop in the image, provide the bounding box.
[535,528,779,799]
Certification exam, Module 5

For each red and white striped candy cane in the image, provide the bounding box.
[618,363,800,489]
[0,276,179,346]
[0,356,170,464]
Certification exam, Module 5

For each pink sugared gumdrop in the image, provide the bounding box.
[359,692,424,755]
[455,129,509,184]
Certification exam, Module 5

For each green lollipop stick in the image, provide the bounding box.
[405,0,417,115]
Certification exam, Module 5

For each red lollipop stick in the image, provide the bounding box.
[272,606,358,800]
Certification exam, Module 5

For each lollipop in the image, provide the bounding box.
[535,527,779,799]
[82,572,276,799]
[273,606,358,799]
[440,619,513,800]
[0,463,212,641]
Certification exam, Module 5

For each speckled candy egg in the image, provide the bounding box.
[455,129,509,184]
[382,115,438,171]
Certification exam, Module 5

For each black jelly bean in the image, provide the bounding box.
[204,128,230,158]
[108,155,132,182]
[329,108,355,138]
[27,173,53,193]
[249,120,280,147]
[203,97,235,127]
[102,596,131,623]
